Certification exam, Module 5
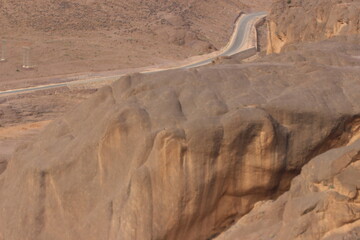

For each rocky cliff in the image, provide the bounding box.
[0,33,359,239]
[215,128,360,240]
[213,0,360,238]
[1,0,360,239]
[267,0,360,53]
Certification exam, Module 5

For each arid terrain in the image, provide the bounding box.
[0,0,271,83]
[0,0,271,172]
[267,0,360,53]
[0,0,360,239]
[0,88,96,163]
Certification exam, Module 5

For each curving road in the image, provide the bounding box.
[0,12,267,96]
[181,11,267,69]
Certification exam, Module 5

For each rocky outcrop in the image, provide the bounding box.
[267,0,360,53]
[0,35,359,240]
[215,136,360,240]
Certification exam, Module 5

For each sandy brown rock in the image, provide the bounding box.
[267,0,360,53]
[0,34,359,240]
[215,138,360,240]
[1,1,360,239]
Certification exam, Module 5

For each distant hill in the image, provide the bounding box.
[0,0,248,32]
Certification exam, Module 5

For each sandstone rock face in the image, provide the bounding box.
[267,0,360,53]
[215,138,360,240]
[0,35,359,239]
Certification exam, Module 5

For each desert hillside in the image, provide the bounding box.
[0,0,359,239]
[0,0,271,82]
[1,0,245,32]
[1,27,360,240]
[215,36,360,240]
[267,0,360,53]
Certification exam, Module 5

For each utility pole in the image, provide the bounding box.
[22,46,32,69]
[0,39,6,62]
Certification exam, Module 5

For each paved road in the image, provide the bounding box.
[182,12,266,69]
[0,12,267,96]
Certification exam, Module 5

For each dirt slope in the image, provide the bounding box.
[1,0,240,32]
[0,0,271,83]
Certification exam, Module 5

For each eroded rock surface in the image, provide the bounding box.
[267,0,360,53]
[0,35,359,240]
[215,137,360,240]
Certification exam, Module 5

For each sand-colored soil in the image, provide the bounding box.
[0,88,95,162]
[0,121,50,163]
[0,0,272,87]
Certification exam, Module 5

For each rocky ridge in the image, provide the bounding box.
[0,0,360,239]
[0,34,359,239]
[267,0,360,53]
[215,129,360,240]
